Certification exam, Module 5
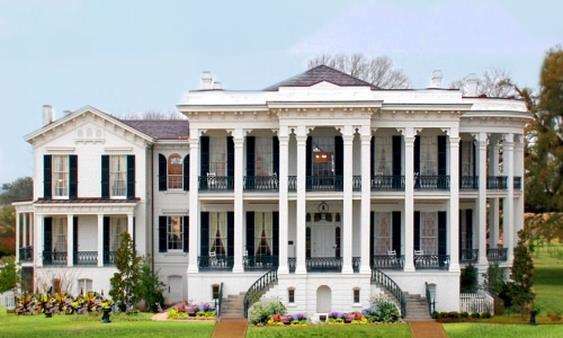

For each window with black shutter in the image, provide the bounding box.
[438,211,447,256]
[158,154,167,191]
[392,211,401,255]
[43,155,52,199]
[227,212,234,257]
[158,216,167,253]
[246,212,255,256]
[183,216,189,252]
[183,155,190,191]
[69,155,78,199]
[101,155,109,199]
[200,212,210,256]
[414,211,420,251]
[126,155,135,199]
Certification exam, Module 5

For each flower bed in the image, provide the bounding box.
[266,313,308,326]
[327,311,369,324]
[166,302,216,320]
[15,292,113,316]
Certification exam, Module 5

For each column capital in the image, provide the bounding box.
[473,132,488,146]
[277,125,290,141]
[443,126,459,138]
[449,136,461,145]
[358,125,372,138]
[397,126,419,139]
[503,133,514,146]
[294,126,308,142]
[228,128,245,141]
[339,125,356,138]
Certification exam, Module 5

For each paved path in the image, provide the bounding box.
[409,321,447,338]
[212,318,248,338]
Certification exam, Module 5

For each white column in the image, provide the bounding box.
[341,125,354,274]
[476,132,489,265]
[67,214,74,267]
[97,214,104,267]
[23,213,28,248]
[503,133,514,262]
[127,214,134,239]
[15,212,20,262]
[448,131,460,272]
[277,126,290,274]
[37,214,44,267]
[295,126,308,274]
[489,139,500,248]
[188,131,200,273]
[232,129,245,273]
[402,127,416,272]
[360,126,372,273]
[514,135,525,241]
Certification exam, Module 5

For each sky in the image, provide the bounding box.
[0,0,561,183]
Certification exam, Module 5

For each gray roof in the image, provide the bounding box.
[120,119,189,140]
[264,65,374,91]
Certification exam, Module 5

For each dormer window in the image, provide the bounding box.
[52,155,69,197]
[110,155,127,197]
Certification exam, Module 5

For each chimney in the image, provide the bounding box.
[199,71,214,90]
[429,69,443,88]
[463,73,479,96]
[42,105,53,125]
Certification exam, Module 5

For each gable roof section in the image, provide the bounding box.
[264,65,374,91]
[120,119,189,140]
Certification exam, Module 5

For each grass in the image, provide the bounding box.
[444,323,563,338]
[0,311,215,338]
[533,242,563,316]
[247,324,411,338]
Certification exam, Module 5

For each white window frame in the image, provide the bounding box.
[110,155,127,198]
[110,216,127,252]
[373,212,392,255]
[167,153,183,190]
[52,155,69,198]
[78,278,93,293]
[53,217,67,252]
[167,216,183,251]
[254,212,273,257]
[420,212,438,255]
[255,137,273,176]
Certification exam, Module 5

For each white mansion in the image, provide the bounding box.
[14,66,530,317]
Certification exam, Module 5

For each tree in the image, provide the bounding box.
[0,206,15,257]
[450,68,518,98]
[121,110,184,120]
[507,228,535,311]
[307,54,410,89]
[0,177,33,205]
[0,257,19,293]
[109,233,142,312]
[136,261,165,312]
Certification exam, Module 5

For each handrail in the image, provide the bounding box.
[215,282,224,318]
[243,268,278,318]
[425,282,436,316]
[371,268,407,318]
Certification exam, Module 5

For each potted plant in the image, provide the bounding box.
[101,300,113,323]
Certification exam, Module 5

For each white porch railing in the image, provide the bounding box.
[460,291,494,314]
[0,290,16,310]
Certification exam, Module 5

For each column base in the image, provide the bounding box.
[187,265,199,274]
[277,265,289,275]
[295,266,307,275]
[232,265,244,273]
[341,265,354,274]
[403,263,415,272]
[448,263,461,272]
[359,265,371,274]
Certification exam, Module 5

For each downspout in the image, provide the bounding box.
[150,144,155,271]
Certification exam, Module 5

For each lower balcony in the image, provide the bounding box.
[74,251,98,266]
[103,251,117,265]
[198,255,234,271]
[413,254,450,270]
[43,251,67,266]
[487,176,507,190]
[461,176,479,190]
[244,176,279,191]
[19,246,33,263]
[371,255,404,270]
[306,257,342,272]
[460,249,479,263]
[415,175,450,190]
[514,176,522,190]
[199,176,234,191]
[487,248,508,262]
[371,175,405,191]
[243,255,278,271]
[306,175,343,192]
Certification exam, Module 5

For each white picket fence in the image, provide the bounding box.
[0,290,16,310]
[460,291,494,314]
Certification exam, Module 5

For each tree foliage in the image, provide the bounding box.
[0,256,19,293]
[507,228,536,311]
[0,206,15,257]
[308,54,410,89]
[0,177,33,205]
[450,68,518,98]
[109,233,142,311]
[137,261,165,312]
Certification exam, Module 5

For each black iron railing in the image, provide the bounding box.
[371,255,404,270]
[514,176,522,190]
[352,176,362,191]
[414,254,450,270]
[460,249,479,263]
[306,257,342,272]
[415,175,450,190]
[425,282,436,316]
[243,269,278,318]
[214,282,224,318]
[288,257,296,273]
[306,175,343,191]
[371,175,405,191]
[74,251,98,266]
[199,176,234,191]
[461,176,479,190]
[371,268,407,318]
[352,257,361,272]
[103,251,116,265]
[487,248,508,261]
[244,176,279,191]
[288,176,297,191]
[43,251,67,266]
[244,255,278,271]
[198,256,234,271]
[487,176,507,190]
[19,246,33,262]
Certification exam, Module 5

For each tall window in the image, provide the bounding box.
[255,137,273,176]
[52,155,69,197]
[168,216,183,250]
[420,136,437,175]
[78,278,93,293]
[312,136,335,176]
[168,154,183,189]
[209,212,227,256]
[420,212,438,254]
[374,213,392,254]
[461,140,473,176]
[209,138,226,176]
[254,212,272,256]
[374,136,393,175]
[53,217,67,252]
[110,217,127,251]
[110,155,127,197]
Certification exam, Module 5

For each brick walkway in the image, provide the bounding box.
[212,318,248,338]
[409,321,447,338]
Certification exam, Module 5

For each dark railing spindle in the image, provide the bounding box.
[513,176,522,190]
[352,176,362,191]
[288,176,297,192]
[42,251,67,266]
[19,247,33,262]
[243,255,279,271]
[74,251,98,266]
[198,176,234,191]
[415,175,450,190]
[198,256,234,271]
[244,176,279,191]
[371,175,405,191]
[413,254,450,270]
[243,269,278,318]
[460,176,479,190]
[487,176,507,190]
[487,248,508,261]
[371,255,404,270]
[460,249,479,263]
[306,175,343,192]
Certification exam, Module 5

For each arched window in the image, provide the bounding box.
[168,154,183,189]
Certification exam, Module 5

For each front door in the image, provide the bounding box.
[311,221,336,257]
[167,275,183,304]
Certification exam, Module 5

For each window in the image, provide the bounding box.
[212,284,220,299]
[209,212,227,256]
[420,212,438,254]
[53,217,67,252]
[353,288,360,304]
[110,217,127,251]
[374,213,392,254]
[461,140,473,176]
[209,138,226,176]
[78,278,93,293]
[168,154,183,189]
[254,212,272,256]
[110,155,127,197]
[288,288,295,303]
[312,136,335,176]
[255,137,273,176]
[52,155,69,197]
[168,216,183,250]
[374,136,393,175]
[420,136,437,175]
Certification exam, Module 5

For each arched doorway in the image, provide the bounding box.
[316,285,331,313]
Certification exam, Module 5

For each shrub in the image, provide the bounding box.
[484,263,506,296]
[15,292,110,316]
[481,312,492,319]
[136,262,165,312]
[362,297,400,323]
[0,257,19,293]
[508,228,536,311]
[460,265,479,293]
[249,299,286,325]
[110,233,142,312]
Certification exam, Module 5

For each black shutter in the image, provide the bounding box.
[392,211,401,255]
[438,211,447,256]
[44,217,52,253]
[334,136,343,176]
[306,136,312,177]
[472,141,477,178]
[183,155,190,191]
[465,209,473,250]
[158,216,167,253]
[43,155,52,199]
[227,212,234,257]
[200,136,210,176]
[103,217,110,260]
[272,136,279,176]
[459,140,463,178]
[101,155,109,199]
[392,136,402,176]
[183,216,189,252]
[158,154,167,191]
[370,136,375,178]
[200,212,209,256]
[273,211,279,258]
[72,217,78,260]
[246,136,255,177]
[414,135,421,174]
[414,211,420,251]
[132,217,136,250]
[369,212,374,257]
[126,155,135,199]
[227,136,234,178]
[69,155,78,199]
[438,135,447,176]
[459,210,463,260]
[246,212,255,256]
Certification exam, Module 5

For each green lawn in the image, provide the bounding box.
[247,324,411,338]
[533,242,563,316]
[444,323,563,338]
[0,311,215,338]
